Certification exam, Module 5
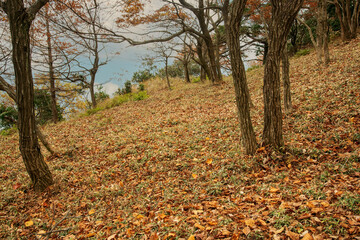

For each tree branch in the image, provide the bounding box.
[0,75,15,100]
[27,0,49,22]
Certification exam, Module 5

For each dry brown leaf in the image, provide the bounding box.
[286,228,299,240]
[301,233,314,240]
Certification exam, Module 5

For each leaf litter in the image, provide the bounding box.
[0,38,360,239]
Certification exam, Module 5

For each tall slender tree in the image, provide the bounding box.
[0,0,53,191]
[222,0,258,154]
[262,0,304,148]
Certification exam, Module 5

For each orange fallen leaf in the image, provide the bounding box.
[269,187,280,193]
[192,173,198,179]
[188,235,195,240]
[206,158,213,165]
[88,209,96,215]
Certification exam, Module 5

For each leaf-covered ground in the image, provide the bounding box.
[1,38,359,240]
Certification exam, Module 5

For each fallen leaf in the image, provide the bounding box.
[88,209,96,215]
[245,219,256,228]
[85,232,96,238]
[206,158,213,165]
[192,173,198,179]
[269,187,280,193]
[242,227,251,235]
[194,223,205,230]
[188,235,195,240]
[37,230,46,235]
[311,208,323,214]
[301,233,314,240]
[25,220,33,227]
[286,228,300,240]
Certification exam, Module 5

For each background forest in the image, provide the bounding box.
[0,0,360,239]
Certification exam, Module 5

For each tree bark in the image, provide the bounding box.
[262,0,304,148]
[282,48,292,113]
[165,57,171,89]
[4,0,53,191]
[223,0,257,155]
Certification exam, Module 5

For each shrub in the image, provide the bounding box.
[192,76,201,83]
[124,81,132,94]
[132,70,154,83]
[138,83,145,91]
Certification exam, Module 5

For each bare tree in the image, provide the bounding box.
[0,0,53,191]
[333,0,360,41]
[56,0,109,108]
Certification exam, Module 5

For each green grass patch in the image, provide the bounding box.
[295,49,310,57]
[84,91,149,116]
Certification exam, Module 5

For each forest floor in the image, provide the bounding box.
[0,38,360,240]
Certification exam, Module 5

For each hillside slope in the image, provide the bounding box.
[0,38,359,239]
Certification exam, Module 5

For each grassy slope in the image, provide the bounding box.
[0,38,359,239]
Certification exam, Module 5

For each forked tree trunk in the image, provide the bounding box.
[5,0,53,191]
[263,0,304,148]
[282,48,292,112]
[223,0,257,155]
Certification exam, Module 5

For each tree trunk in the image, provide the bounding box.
[263,0,304,148]
[89,75,97,108]
[165,57,171,89]
[45,10,58,123]
[223,0,257,155]
[196,38,211,82]
[6,0,53,191]
[200,67,206,82]
[184,61,191,83]
[282,48,292,113]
